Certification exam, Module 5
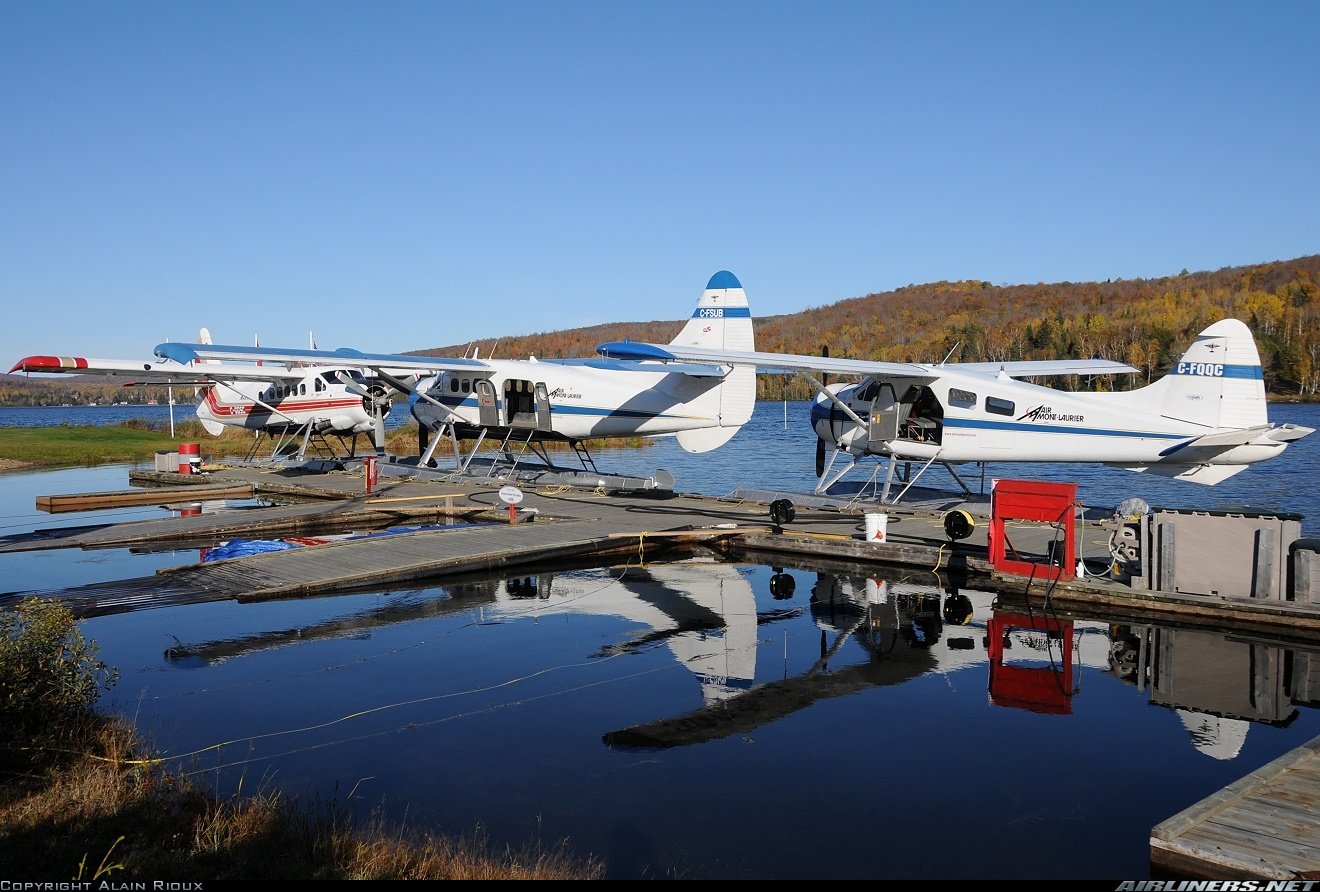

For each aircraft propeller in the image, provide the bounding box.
[815,345,831,478]
[340,368,465,464]
[331,372,394,454]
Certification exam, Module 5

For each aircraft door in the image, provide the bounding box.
[866,383,904,443]
[475,379,500,427]
[534,383,553,432]
[504,379,537,428]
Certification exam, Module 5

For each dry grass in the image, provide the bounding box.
[0,714,605,880]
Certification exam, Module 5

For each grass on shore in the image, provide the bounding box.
[0,597,605,881]
[0,419,652,471]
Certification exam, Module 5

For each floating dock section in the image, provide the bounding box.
[1152,734,1320,879]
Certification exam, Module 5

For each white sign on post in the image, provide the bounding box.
[498,485,524,505]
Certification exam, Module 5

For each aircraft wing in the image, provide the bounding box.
[9,354,308,382]
[154,342,491,376]
[595,341,934,378]
[594,342,1139,380]
[156,342,732,380]
[949,359,1140,377]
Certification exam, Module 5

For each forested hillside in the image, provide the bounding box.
[4,255,1317,406]
[410,254,1320,401]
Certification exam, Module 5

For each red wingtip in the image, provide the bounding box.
[9,355,88,373]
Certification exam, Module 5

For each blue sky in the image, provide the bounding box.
[3,1,1317,364]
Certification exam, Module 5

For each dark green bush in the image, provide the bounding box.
[0,597,118,759]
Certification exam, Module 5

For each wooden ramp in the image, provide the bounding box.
[1151,734,1320,879]
[36,483,256,513]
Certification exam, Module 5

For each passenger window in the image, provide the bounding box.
[985,396,1014,416]
[462,379,471,394]
[949,388,976,408]
[449,378,459,393]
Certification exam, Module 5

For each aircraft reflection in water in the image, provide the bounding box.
[159,557,1320,761]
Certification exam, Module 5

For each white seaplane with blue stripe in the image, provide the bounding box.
[596,317,1314,502]
[153,271,758,474]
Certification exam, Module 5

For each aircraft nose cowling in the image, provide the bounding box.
[809,396,832,428]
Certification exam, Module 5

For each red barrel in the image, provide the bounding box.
[179,442,201,475]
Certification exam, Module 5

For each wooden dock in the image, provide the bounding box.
[7,459,1318,640]
[1152,734,1320,879]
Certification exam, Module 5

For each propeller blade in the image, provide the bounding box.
[418,422,430,455]
[815,438,826,477]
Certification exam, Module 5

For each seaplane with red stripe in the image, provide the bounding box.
[10,329,407,461]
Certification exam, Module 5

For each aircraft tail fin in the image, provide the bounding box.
[670,271,756,448]
[1140,318,1268,429]
[193,327,221,365]
[670,270,754,353]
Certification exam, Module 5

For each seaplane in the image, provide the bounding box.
[596,317,1316,503]
[9,329,405,462]
[151,271,758,478]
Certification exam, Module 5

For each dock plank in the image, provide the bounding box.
[1152,735,1320,879]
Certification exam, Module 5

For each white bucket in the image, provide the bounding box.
[864,512,888,543]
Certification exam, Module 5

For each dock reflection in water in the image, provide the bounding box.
[76,553,1320,880]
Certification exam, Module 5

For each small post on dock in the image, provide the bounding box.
[499,485,524,524]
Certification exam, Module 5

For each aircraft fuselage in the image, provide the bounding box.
[196,369,381,437]
[812,367,1288,470]
[411,357,735,442]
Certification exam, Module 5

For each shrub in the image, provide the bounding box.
[0,597,118,757]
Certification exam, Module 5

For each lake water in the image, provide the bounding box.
[3,401,1320,880]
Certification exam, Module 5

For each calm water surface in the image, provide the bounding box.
[3,401,1320,880]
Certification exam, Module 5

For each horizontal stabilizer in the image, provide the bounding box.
[1159,422,1315,459]
[1178,425,1275,450]
[1266,423,1316,443]
[1124,463,1249,485]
